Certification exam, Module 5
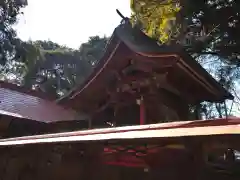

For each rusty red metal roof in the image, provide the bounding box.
[0,118,239,146]
[0,80,56,100]
[0,81,80,123]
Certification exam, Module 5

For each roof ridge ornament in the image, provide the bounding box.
[116,9,127,20]
[116,9,129,25]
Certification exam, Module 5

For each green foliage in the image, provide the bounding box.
[21,36,108,98]
[130,0,181,43]
[130,0,240,62]
[0,0,28,65]
[31,40,73,52]
[79,36,109,65]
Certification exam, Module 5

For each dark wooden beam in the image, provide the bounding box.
[122,63,153,74]
[146,88,189,121]
[134,54,178,68]
[166,69,205,104]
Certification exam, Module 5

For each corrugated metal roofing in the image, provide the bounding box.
[0,84,80,123]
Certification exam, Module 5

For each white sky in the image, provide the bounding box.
[15,0,131,49]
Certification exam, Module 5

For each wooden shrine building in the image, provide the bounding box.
[59,19,233,128]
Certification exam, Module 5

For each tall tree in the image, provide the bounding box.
[130,0,181,43]
[79,36,109,66]
[22,36,108,98]
[131,0,240,62]
[0,0,28,65]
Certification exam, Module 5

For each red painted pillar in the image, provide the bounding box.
[138,96,145,125]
